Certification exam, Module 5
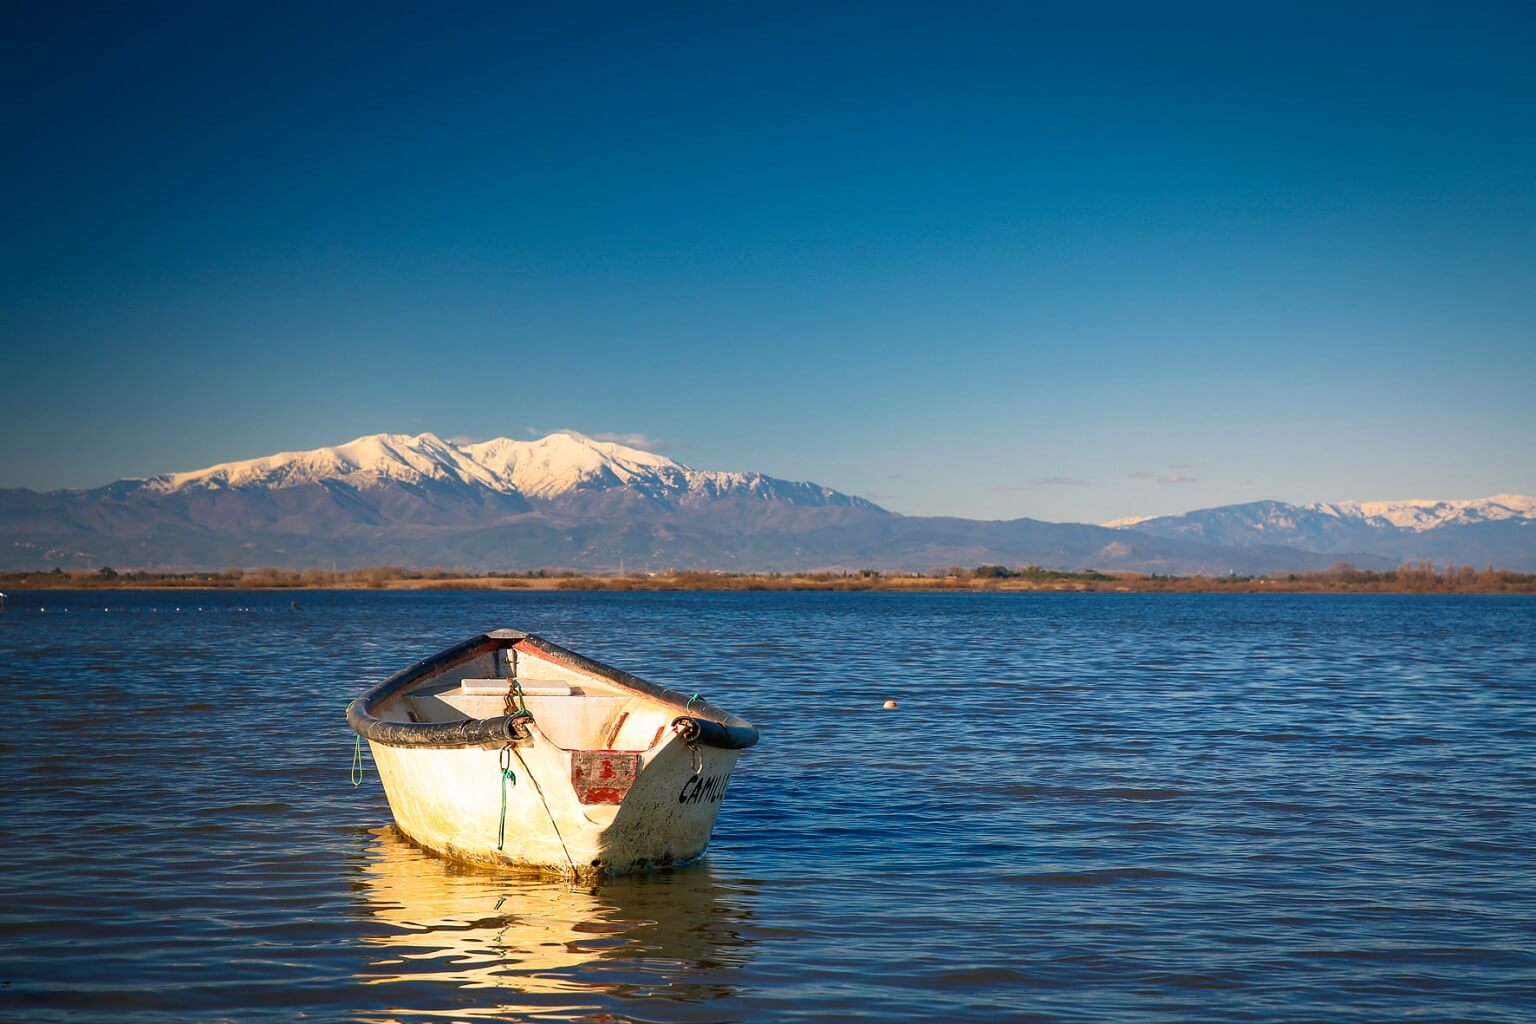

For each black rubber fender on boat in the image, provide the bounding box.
[671,715,758,751]
[347,633,512,749]
[348,704,534,748]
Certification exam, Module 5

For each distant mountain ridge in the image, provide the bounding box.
[1105,496,1536,568]
[1106,495,1536,534]
[2,432,1532,572]
[1304,494,1536,531]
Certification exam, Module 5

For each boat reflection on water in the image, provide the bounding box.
[351,826,757,1022]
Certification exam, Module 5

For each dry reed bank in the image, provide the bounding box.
[4,562,1533,594]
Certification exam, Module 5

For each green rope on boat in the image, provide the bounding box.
[503,679,534,724]
[496,765,517,850]
[686,692,704,711]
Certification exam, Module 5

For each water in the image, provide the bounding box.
[2,590,1533,1023]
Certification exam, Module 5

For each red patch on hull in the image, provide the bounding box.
[571,750,640,805]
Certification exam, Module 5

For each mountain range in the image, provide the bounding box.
[1103,495,1536,568]
[3,431,1532,573]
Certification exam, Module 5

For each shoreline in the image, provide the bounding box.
[4,568,1533,595]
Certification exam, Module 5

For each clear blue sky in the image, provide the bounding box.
[3,2,1532,522]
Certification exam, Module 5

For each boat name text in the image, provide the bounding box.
[679,771,731,805]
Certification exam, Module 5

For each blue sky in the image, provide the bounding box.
[3,2,1532,522]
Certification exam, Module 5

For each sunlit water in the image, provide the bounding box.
[1,590,1532,1022]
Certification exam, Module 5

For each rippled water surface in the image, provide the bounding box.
[2,590,1533,1022]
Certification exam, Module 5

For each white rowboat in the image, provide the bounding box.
[347,630,758,879]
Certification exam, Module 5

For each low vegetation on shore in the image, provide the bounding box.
[3,561,1533,594]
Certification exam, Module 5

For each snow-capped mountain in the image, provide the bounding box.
[1104,495,1536,567]
[142,430,877,511]
[0,430,919,572]
[2,434,1530,573]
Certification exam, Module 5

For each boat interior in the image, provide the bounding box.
[383,643,674,753]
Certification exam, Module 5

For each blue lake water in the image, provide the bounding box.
[1,590,1533,1022]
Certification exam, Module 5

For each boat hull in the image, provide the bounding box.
[370,733,741,878]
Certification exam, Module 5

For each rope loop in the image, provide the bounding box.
[686,692,704,712]
[346,699,365,787]
[496,743,518,850]
[503,678,535,727]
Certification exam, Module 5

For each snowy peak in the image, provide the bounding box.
[462,431,687,498]
[138,430,877,511]
[1101,514,1157,529]
[1301,494,1536,532]
[147,432,497,492]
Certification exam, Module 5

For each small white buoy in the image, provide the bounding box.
[883,700,899,710]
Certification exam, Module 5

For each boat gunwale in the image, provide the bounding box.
[346,630,759,751]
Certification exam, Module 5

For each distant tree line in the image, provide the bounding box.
[1,560,1533,593]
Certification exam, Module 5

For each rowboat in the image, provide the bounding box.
[346,630,758,879]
